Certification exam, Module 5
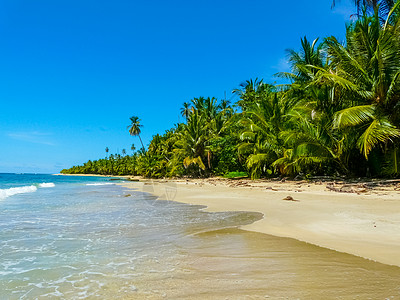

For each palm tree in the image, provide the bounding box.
[191,97,206,112]
[175,111,209,174]
[233,78,275,110]
[278,36,325,84]
[332,0,396,18]
[273,104,348,176]
[127,116,145,151]
[131,143,136,153]
[313,6,400,159]
[237,88,291,178]
[105,147,109,157]
[203,97,219,120]
[180,102,192,121]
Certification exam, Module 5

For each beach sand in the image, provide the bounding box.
[120,178,400,267]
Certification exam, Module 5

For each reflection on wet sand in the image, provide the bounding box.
[135,228,400,299]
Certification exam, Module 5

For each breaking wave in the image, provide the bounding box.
[0,182,55,199]
[0,186,38,200]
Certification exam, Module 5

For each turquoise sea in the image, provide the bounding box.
[1,173,400,299]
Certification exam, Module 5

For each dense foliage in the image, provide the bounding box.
[61,1,400,179]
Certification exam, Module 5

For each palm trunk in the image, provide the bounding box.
[138,134,145,151]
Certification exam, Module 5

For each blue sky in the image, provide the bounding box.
[0,0,354,173]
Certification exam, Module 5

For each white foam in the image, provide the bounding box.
[0,185,38,200]
[86,183,115,186]
[38,182,55,188]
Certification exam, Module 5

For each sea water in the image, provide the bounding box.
[1,174,400,299]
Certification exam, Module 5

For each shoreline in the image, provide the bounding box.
[119,177,400,267]
[52,173,131,177]
[55,174,400,267]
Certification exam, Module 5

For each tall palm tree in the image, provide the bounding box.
[127,116,145,151]
[180,102,192,121]
[313,5,400,158]
[105,147,109,157]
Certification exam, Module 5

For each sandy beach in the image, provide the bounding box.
[120,178,400,267]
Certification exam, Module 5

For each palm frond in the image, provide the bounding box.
[333,105,375,129]
[183,156,206,170]
[357,118,400,157]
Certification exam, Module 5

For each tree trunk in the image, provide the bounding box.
[138,135,145,151]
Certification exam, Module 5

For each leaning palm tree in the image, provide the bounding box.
[127,116,145,151]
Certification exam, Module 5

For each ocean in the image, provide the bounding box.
[1,173,400,299]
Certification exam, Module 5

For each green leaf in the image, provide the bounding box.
[333,105,375,129]
[357,118,400,158]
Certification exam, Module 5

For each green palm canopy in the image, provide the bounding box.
[127,116,145,151]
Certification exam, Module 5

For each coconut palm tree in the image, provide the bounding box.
[312,6,400,159]
[180,102,192,121]
[127,116,145,151]
[175,110,209,174]
[278,36,325,84]
[272,104,348,176]
[332,0,396,19]
[237,89,290,178]
[203,97,219,120]
[233,78,275,110]
[191,97,206,112]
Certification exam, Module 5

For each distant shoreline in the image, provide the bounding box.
[53,173,132,178]
[118,177,400,267]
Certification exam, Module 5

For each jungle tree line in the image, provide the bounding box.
[61,0,400,179]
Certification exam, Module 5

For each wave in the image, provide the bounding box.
[86,183,115,186]
[38,183,55,188]
[0,182,56,200]
[0,186,38,200]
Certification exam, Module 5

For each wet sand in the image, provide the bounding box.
[120,179,400,267]
[132,228,400,299]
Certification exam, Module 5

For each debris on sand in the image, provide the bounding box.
[282,195,299,202]
[326,183,368,194]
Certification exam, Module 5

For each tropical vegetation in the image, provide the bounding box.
[61,1,400,179]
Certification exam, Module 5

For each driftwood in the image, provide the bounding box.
[127,178,140,181]
[361,179,400,187]
[326,178,400,194]
[326,183,368,194]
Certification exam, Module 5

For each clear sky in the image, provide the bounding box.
[0,0,354,173]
